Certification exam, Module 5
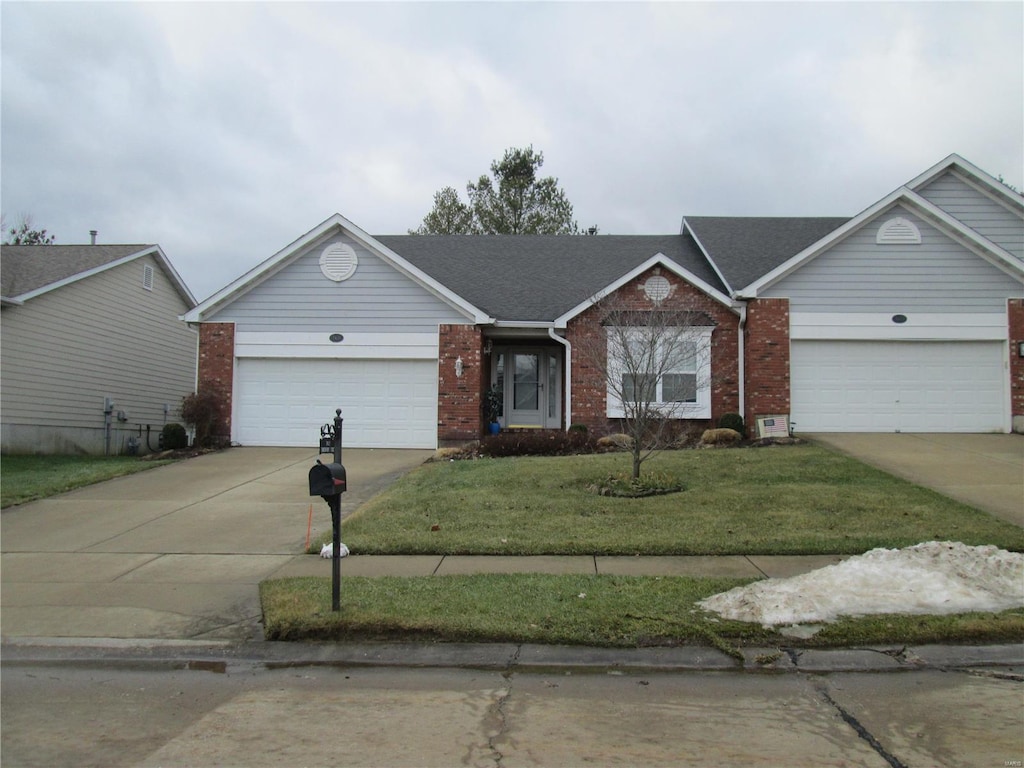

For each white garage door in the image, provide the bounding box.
[791,341,1006,433]
[235,358,438,448]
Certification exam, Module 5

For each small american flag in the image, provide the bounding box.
[758,416,790,438]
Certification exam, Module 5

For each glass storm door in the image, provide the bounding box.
[506,350,560,428]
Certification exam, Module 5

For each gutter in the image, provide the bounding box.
[737,302,747,421]
[547,328,572,431]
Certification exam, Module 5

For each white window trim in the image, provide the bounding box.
[606,326,713,419]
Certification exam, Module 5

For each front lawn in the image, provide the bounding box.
[331,446,1024,555]
[274,445,1023,647]
[0,454,175,508]
[261,573,1024,650]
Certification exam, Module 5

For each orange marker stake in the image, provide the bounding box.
[305,504,313,550]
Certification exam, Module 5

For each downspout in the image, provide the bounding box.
[548,328,572,431]
[737,303,747,422]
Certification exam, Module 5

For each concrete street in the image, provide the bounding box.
[3,660,1021,768]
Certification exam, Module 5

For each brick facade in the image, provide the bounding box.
[437,324,485,443]
[743,298,791,424]
[564,269,741,435]
[197,322,235,443]
[1010,299,1024,433]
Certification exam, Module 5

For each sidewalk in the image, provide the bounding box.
[268,553,849,580]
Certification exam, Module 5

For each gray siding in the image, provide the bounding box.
[208,233,470,332]
[918,171,1024,258]
[1,255,197,453]
[761,206,1024,312]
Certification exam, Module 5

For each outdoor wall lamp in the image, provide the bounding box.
[455,356,464,377]
[1019,341,1024,358]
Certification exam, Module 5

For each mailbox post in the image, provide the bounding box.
[319,409,343,465]
[310,409,346,611]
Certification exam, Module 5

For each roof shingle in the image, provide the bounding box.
[684,217,849,291]
[1,245,153,299]
[375,234,725,322]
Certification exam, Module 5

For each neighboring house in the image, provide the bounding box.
[183,154,1024,449]
[1,244,198,454]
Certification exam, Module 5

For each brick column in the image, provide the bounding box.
[197,322,235,444]
[566,309,607,432]
[710,322,740,420]
[437,324,484,443]
[1010,299,1024,433]
[744,298,791,423]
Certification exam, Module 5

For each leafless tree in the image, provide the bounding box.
[2,213,56,245]
[575,291,714,480]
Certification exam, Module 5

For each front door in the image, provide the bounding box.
[495,348,561,429]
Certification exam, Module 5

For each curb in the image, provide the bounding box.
[3,638,1022,675]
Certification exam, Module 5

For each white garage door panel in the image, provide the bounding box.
[792,341,1005,433]
[236,359,437,448]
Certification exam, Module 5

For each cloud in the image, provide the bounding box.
[2,1,1021,301]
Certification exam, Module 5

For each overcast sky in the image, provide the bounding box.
[2,1,1021,302]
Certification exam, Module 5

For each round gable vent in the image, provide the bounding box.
[319,243,358,282]
[643,275,671,304]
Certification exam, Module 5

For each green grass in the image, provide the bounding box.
[277,446,1023,647]
[260,574,1024,652]
[331,447,1024,555]
[0,454,174,508]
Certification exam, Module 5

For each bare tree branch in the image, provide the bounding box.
[574,291,714,479]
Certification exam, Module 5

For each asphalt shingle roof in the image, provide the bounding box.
[684,217,850,292]
[1,245,152,300]
[375,234,725,322]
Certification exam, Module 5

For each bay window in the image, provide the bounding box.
[607,326,713,419]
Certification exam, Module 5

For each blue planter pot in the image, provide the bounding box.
[488,422,501,435]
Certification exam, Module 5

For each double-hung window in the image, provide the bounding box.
[607,325,713,419]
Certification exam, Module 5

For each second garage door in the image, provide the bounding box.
[235,358,438,448]
[791,340,1006,433]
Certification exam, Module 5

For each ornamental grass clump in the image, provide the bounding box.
[587,469,686,498]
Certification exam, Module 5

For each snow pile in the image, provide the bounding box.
[698,541,1024,628]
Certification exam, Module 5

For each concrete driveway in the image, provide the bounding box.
[810,433,1024,528]
[1,448,432,642]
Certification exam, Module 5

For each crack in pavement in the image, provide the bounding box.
[485,684,513,767]
[816,682,908,768]
[482,645,523,767]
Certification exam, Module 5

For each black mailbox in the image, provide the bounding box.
[309,460,346,497]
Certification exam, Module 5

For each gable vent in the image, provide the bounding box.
[319,243,359,282]
[876,216,921,245]
[643,275,672,304]
[142,264,154,291]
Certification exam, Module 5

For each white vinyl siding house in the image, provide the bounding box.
[1,248,197,454]
[188,222,483,448]
[757,194,1022,433]
[759,206,1020,314]
[211,234,470,335]
[917,170,1024,259]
